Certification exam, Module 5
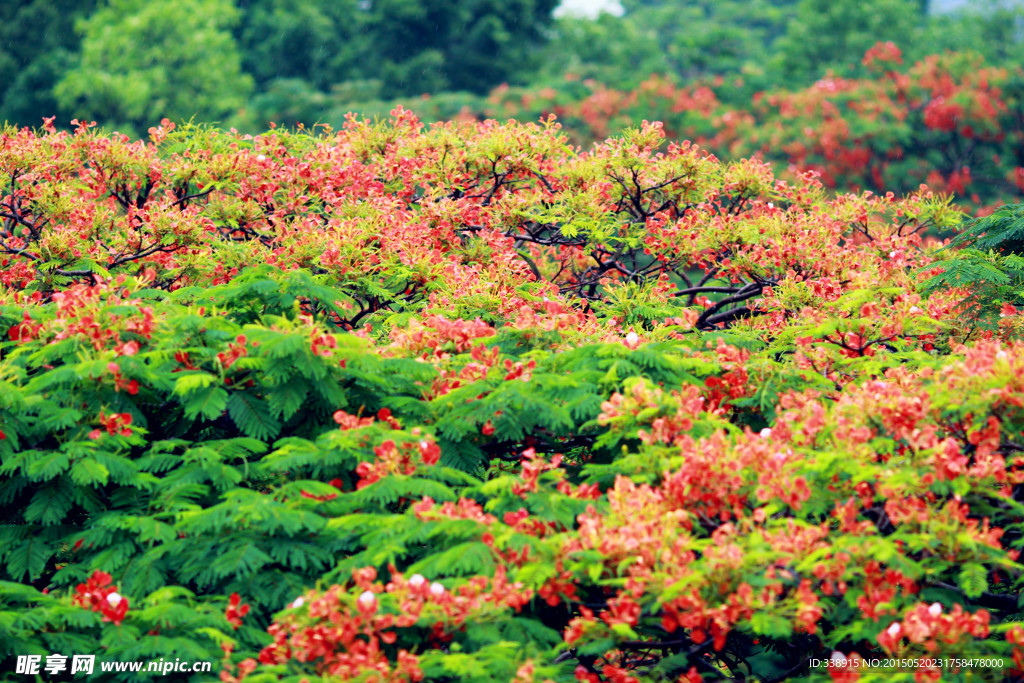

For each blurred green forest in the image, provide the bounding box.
[2,0,1024,136]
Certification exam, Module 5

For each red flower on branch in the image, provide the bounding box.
[226,593,251,630]
[73,570,128,625]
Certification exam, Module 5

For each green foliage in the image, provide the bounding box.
[916,0,1024,66]
[0,0,97,127]
[921,204,1024,329]
[946,203,1024,253]
[1,116,1023,682]
[773,0,924,83]
[234,0,362,93]
[54,0,253,136]
[530,12,669,91]
[359,0,559,97]
[622,0,799,84]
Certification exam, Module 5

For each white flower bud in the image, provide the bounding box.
[291,597,304,609]
[106,592,122,606]
[759,428,771,438]
[430,582,445,596]
[358,591,376,607]
[409,574,426,587]
[887,621,901,637]
[928,602,942,617]
[625,332,639,346]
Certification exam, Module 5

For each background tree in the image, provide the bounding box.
[773,0,925,83]
[232,0,367,128]
[618,0,799,85]
[917,0,1024,65]
[55,0,253,136]
[358,0,559,97]
[234,0,363,92]
[0,0,97,127]
[531,12,667,90]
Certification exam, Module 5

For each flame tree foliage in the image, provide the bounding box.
[475,44,1024,214]
[1,111,1024,682]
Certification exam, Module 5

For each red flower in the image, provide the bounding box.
[96,412,134,437]
[73,570,128,625]
[226,592,251,630]
[300,489,338,502]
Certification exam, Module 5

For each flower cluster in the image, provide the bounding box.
[355,438,441,489]
[876,602,990,655]
[88,412,133,439]
[255,565,532,681]
[225,592,251,630]
[72,570,128,625]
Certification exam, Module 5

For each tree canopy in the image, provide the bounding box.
[1,109,1022,683]
[0,0,97,127]
[55,0,253,136]
[357,0,559,97]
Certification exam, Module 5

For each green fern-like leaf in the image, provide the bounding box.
[2,529,52,581]
[947,203,1024,252]
[226,392,281,441]
[23,479,73,528]
[206,539,272,581]
[407,541,495,576]
[181,384,229,421]
[958,563,988,599]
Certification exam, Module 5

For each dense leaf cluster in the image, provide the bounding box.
[920,203,1024,328]
[1,114,1023,682]
[8,0,1024,137]
[471,46,1024,212]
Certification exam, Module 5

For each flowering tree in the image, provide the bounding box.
[1,110,1023,682]
[475,45,1024,214]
